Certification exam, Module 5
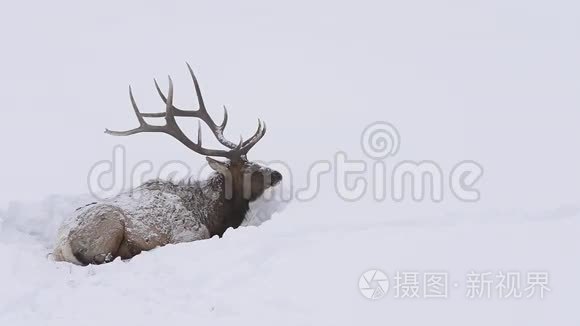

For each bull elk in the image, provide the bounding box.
[53,63,282,265]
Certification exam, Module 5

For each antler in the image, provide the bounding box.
[105,63,267,160]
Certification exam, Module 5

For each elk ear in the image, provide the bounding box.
[206,157,229,173]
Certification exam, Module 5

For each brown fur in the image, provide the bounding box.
[54,161,281,265]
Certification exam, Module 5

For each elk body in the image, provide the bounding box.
[53,64,282,265]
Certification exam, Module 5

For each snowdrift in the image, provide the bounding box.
[0,195,578,325]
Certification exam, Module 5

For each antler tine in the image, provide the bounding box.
[149,77,197,118]
[186,62,207,113]
[197,120,202,145]
[239,119,267,154]
[153,78,165,106]
[165,76,176,122]
[129,86,146,126]
[141,78,171,118]
[220,105,229,130]
[105,86,164,136]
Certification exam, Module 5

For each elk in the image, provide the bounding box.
[53,63,282,265]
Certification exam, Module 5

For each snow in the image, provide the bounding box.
[0,195,578,325]
[1,0,579,324]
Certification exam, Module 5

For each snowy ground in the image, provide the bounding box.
[0,195,578,325]
[1,0,579,324]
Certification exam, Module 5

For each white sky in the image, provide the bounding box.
[0,0,579,219]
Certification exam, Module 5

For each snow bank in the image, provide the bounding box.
[0,195,92,248]
[0,194,578,325]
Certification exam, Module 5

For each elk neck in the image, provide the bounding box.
[207,173,251,237]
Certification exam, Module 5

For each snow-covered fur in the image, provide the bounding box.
[53,160,282,265]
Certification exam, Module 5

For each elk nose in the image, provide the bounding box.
[271,171,282,184]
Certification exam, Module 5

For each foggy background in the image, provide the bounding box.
[0,0,579,220]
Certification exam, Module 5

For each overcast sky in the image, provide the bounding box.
[0,0,578,219]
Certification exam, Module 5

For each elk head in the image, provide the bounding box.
[105,63,282,202]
